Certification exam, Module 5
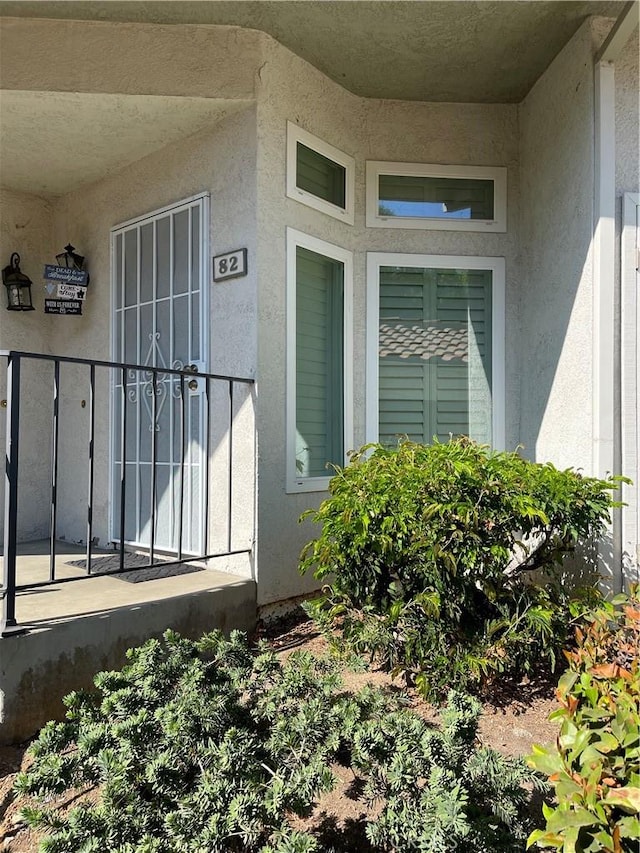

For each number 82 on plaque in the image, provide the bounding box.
[212,248,247,282]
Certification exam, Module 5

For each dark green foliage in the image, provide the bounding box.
[15,630,362,853]
[353,691,546,852]
[528,588,640,852]
[300,438,620,698]
[16,630,543,853]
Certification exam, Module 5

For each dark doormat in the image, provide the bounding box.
[66,553,205,583]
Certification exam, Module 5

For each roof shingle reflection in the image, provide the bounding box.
[379,321,469,362]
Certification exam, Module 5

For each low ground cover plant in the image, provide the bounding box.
[300,438,620,699]
[354,690,546,852]
[528,587,640,852]
[15,629,542,852]
[16,630,352,852]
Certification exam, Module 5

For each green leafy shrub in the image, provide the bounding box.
[528,589,640,852]
[15,630,544,852]
[15,630,380,853]
[354,690,546,852]
[300,438,619,698]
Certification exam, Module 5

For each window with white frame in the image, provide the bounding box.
[287,229,353,492]
[366,254,505,449]
[366,162,507,232]
[286,123,355,225]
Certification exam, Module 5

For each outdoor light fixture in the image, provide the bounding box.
[55,244,90,287]
[56,243,85,271]
[2,253,35,311]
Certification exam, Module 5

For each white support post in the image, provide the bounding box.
[591,0,640,593]
[621,194,640,587]
[593,59,617,589]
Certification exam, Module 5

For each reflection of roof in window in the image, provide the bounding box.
[379,322,469,362]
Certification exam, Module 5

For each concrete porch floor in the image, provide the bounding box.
[1,541,257,744]
[4,539,253,630]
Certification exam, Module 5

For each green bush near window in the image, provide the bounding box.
[299,438,623,699]
[527,588,640,853]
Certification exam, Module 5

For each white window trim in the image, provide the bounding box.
[286,228,354,493]
[366,162,507,232]
[286,122,355,225]
[621,192,640,578]
[365,252,506,449]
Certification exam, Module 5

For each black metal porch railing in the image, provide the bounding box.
[0,350,255,635]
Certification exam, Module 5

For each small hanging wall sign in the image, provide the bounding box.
[44,299,83,315]
[43,264,89,286]
[56,283,87,301]
[43,245,90,314]
[43,266,88,303]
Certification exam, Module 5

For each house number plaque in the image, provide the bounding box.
[212,248,247,282]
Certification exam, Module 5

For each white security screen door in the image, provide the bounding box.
[366,253,505,448]
[111,195,208,554]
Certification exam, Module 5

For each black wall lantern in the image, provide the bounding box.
[55,244,90,285]
[56,243,85,272]
[2,253,35,311]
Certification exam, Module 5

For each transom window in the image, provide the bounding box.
[297,143,346,209]
[366,253,505,448]
[366,162,507,232]
[286,123,355,225]
[286,229,353,492]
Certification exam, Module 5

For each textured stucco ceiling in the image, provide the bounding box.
[0,1,627,197]
[0,91,248,196]
[0,1,626,102]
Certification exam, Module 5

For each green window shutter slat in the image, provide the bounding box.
[380,403,424,414]
[378,265,493,445]
[296,245,344,477]
[296,143,346,209]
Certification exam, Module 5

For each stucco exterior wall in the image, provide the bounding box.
[615,27,640,200]
[0,15,262,585]
[0,189,55,542]
[2,15,631,609]
[254,36,520,604]
[254,40,361,605]
[0,17,260,100]
[45,107,258,556]
[518,19,604,471]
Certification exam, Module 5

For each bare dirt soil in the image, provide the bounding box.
[0,613,560,852]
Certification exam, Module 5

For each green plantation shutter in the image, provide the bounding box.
[378,266,492,445]
[378,174,494,220]
[296,246,344,477]
[378,268,430,443]
[296,143,346,209]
